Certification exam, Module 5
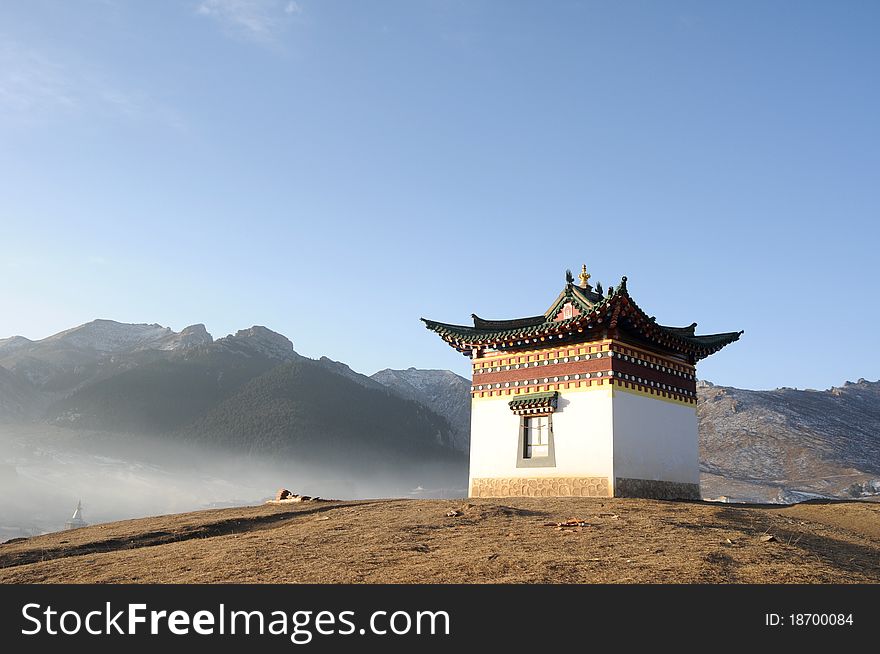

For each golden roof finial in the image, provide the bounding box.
[578,264,591,289]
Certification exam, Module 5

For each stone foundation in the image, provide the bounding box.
[470,476,610,498]
[614,477,700,500]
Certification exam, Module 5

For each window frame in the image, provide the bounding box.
[523,414,550,458]
[516,412,556,468]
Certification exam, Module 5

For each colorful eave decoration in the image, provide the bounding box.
[508,391,559,415]
[421,274,743,363]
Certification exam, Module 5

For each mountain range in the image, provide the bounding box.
[1,319,878,507]
[0,320,466,463]
[0,320,473,539]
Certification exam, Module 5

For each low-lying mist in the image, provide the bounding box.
[0,424,467,542]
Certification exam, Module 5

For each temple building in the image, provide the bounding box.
[422,265,742,500]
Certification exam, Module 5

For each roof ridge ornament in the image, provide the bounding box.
[578,264,592,290]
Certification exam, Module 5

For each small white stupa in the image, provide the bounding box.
[64,500,87,530]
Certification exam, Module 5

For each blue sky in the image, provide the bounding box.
[1,1,877,390]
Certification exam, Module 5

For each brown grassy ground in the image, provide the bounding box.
[1,497,878,583]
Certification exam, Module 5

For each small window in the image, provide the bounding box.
[523,415,550,458]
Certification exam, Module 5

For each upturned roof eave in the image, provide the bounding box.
[422,278,742,361]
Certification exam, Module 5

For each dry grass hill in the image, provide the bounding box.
[1,497,878,583]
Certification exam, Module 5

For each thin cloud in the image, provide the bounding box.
[196,0,303,45]
[0,42,77,115]
[0,40,184,130]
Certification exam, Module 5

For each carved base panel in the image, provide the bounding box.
[469,476,700,500]
[470,476,611,498]
[614,478,701,500]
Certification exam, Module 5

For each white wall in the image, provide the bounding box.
[468,389,614,485]
[611,389,699,485]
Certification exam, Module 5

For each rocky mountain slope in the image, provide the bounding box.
[316,357,389,392]
[698,379,880,502]
[182,357,461,466]
[370,368,471,452]
[36,320,178,353]
[44,335,288,434]
[0,320,212,397]
[0,366,39,421]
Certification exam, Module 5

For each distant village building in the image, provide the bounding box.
[423,265,742,500]
[64,500,87,530]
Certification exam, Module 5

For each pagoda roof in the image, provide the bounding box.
[422,274,742,362]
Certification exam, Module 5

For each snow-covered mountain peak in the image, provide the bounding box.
[41,319,173,353]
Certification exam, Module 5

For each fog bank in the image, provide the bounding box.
[0,425,466,542]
